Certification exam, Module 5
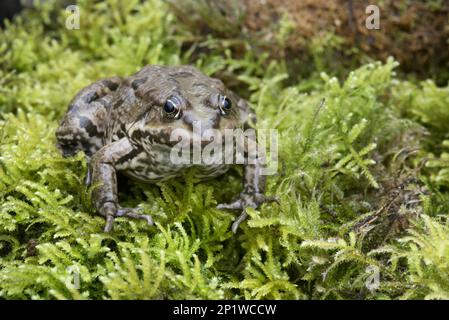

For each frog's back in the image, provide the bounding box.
[56,77,121,158]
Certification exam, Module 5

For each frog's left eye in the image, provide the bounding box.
[218,95,232,115]
[164,96,182,119]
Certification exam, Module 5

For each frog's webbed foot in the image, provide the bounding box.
[100,202,154,233]
[217,193,279,234]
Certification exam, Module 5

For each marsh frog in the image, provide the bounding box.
[56,65,273,233]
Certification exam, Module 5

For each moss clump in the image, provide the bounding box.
[1,0,449,300]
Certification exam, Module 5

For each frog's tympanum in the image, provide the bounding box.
[56,65,274,233]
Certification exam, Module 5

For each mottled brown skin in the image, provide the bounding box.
[56,65,272,233]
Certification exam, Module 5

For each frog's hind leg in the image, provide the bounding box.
[56,77,122,160]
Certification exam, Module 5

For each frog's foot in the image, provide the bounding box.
[217,193,279,234]
[100,202,154,232]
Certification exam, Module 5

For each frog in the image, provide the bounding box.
[56,65,275,233]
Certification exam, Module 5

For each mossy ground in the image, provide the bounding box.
[1,0,449,300]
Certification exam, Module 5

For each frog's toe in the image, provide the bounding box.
[217,193,279,233]
[216,199,244,210]
[265,195,280,205]
[84,166,92,186]
[104,216,114,233]
[231,211,249,234]
[116,207,154,226]
[99,202,117,233]
[99,204,154,232]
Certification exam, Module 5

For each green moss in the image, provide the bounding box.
[1,0,449,300]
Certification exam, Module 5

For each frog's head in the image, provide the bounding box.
[127,65,247,150]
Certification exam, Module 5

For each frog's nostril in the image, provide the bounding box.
[182,114,199,132]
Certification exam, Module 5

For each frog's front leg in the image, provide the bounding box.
[91,138,153,232]
[217,138,277,233]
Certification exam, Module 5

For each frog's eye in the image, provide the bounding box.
[163,97,182,119]
[218,95,232,115]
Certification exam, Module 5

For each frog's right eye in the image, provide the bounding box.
[163,96,182,119]
[164,100,176,113]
